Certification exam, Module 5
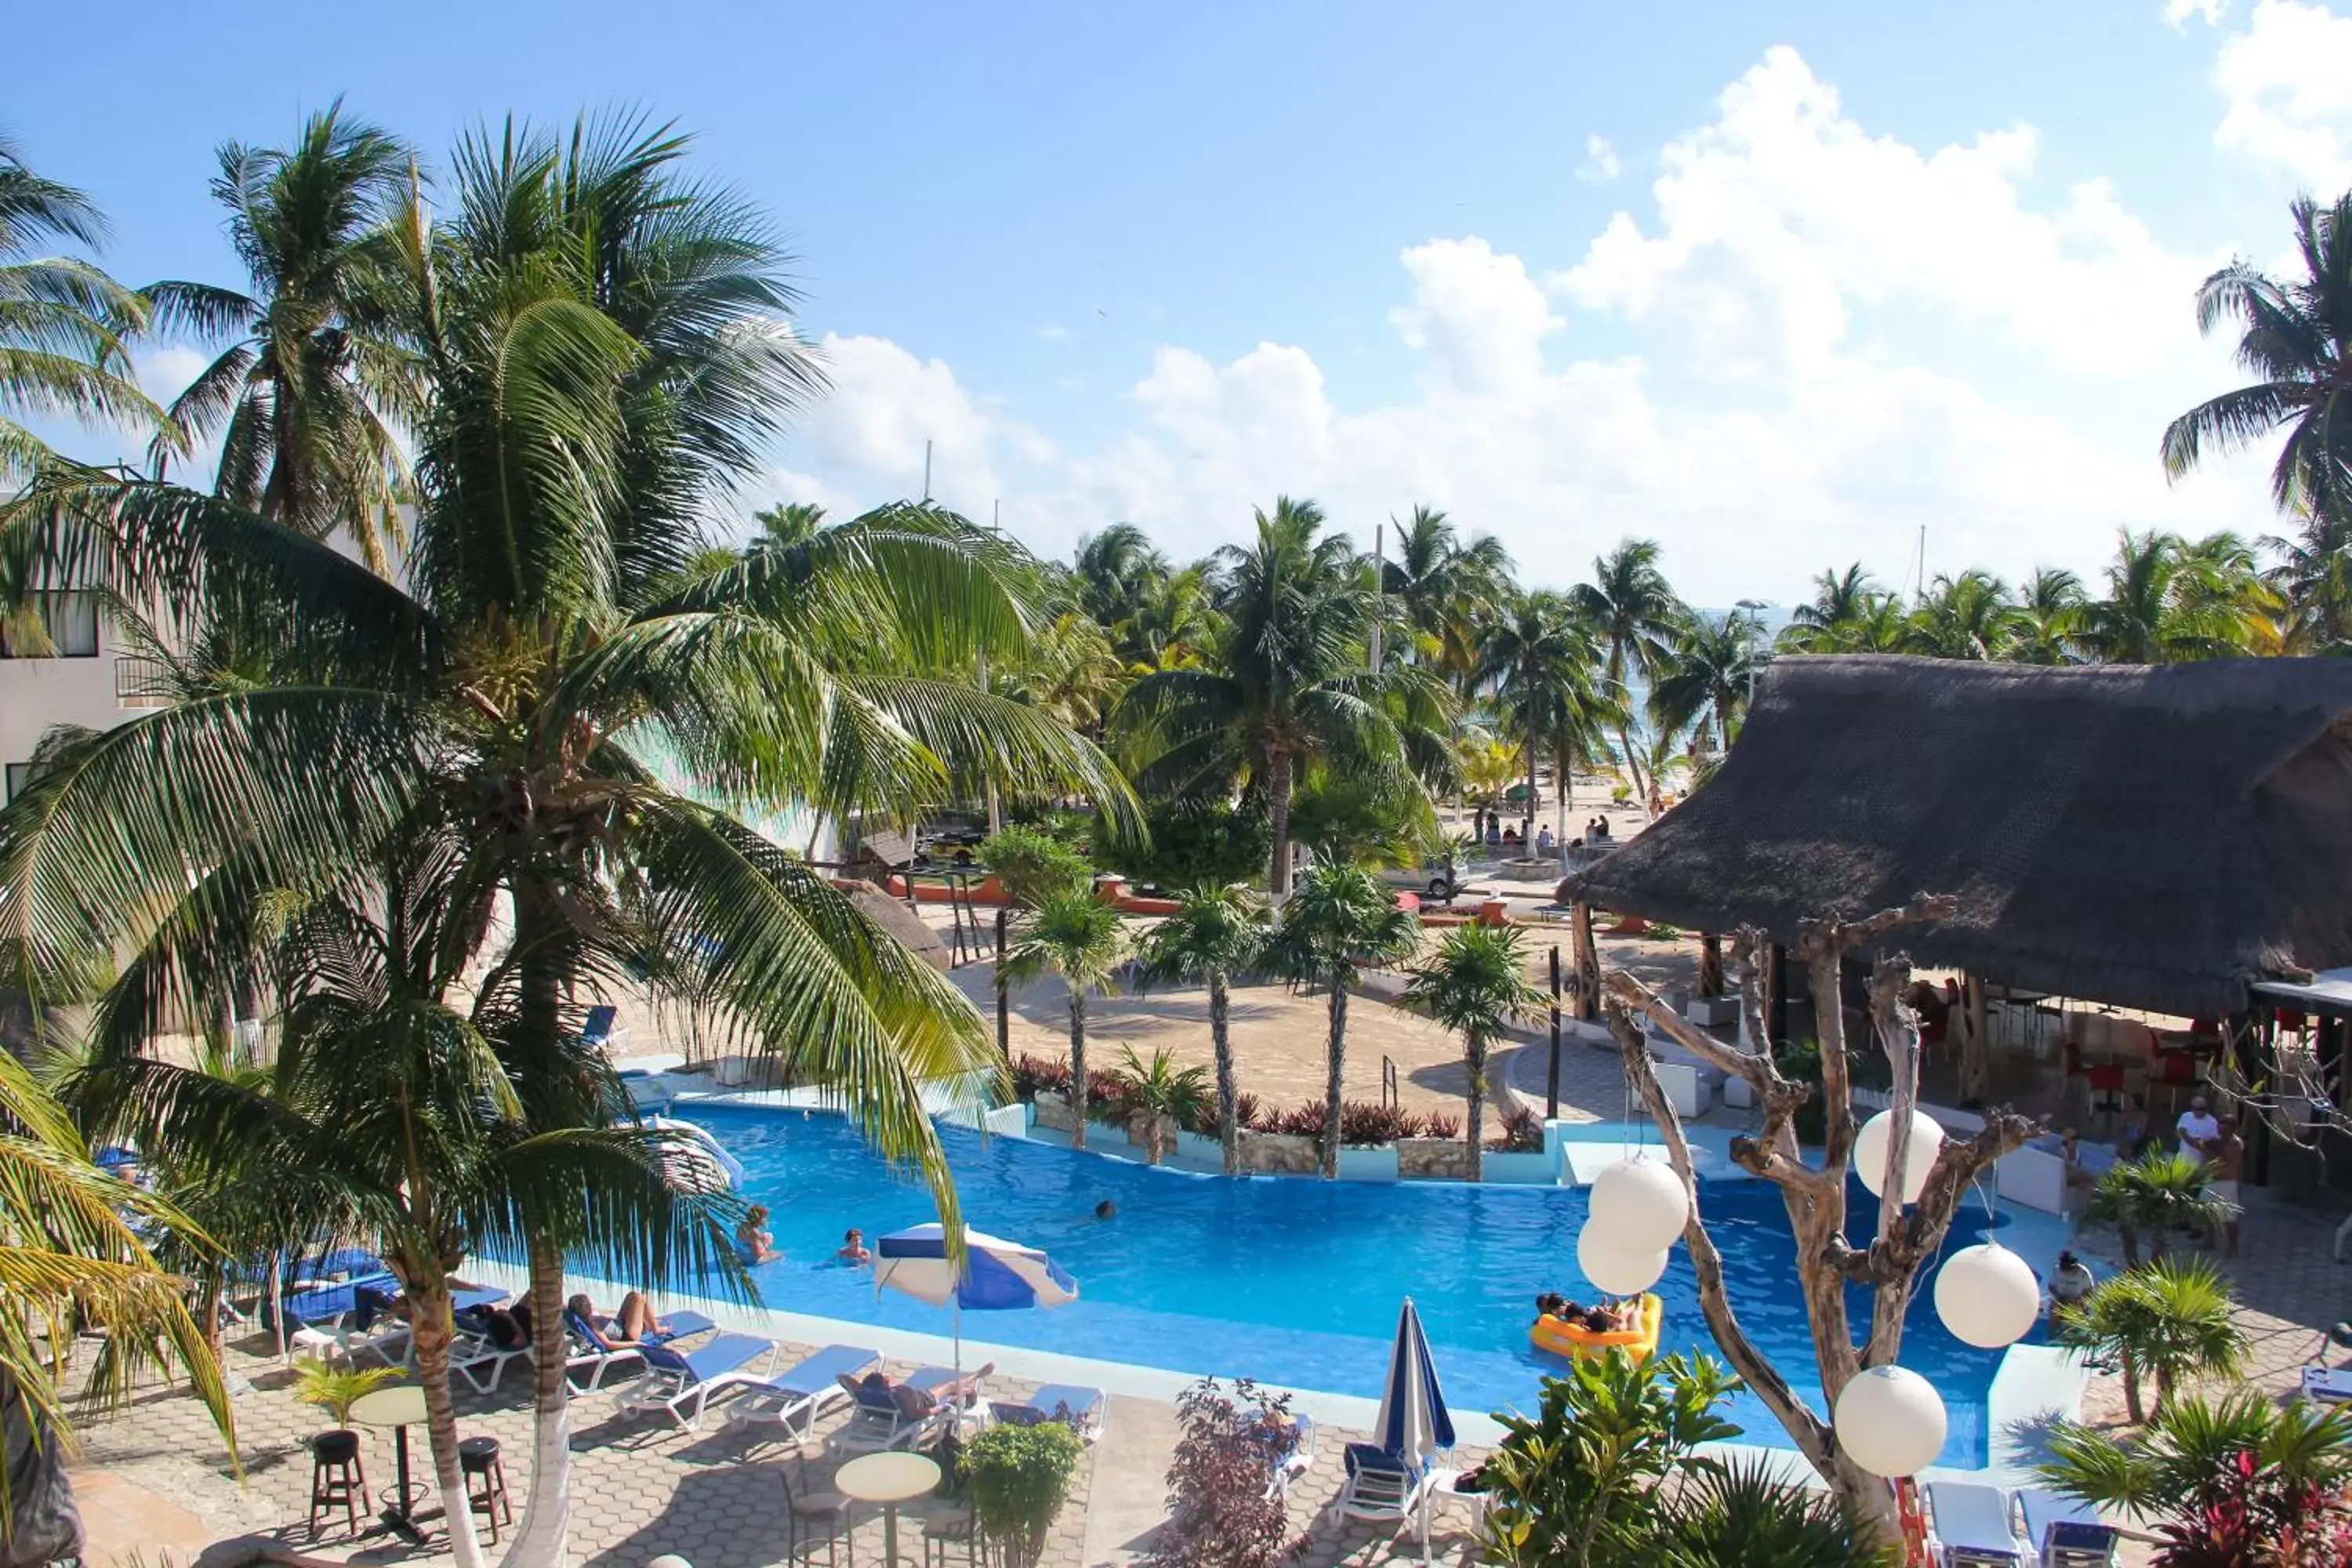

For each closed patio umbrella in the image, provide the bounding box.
[873,1222,1078,1374]
[1374,1297,1455,1560]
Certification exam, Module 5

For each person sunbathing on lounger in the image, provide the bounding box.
[569,1290,670,1345]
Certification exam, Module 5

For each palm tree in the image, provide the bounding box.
[1777,564,1880,653]
[0,1051,231,1559]
[1476,591,1610,837]
[0,136,168,479]
[2053,1257,2249,1423]
[1134,884,1269,1175]
[2038,1392,2352,1556]
[1649,609,1764,760]
[2263,498,2352,652]
[1383,505,1513,685]
[2163,192,2352,521]
[1117,560,1221,670]
[2012,568,2086,665]
[1903,571,2018,661]
[1000,891,1128,1149]
[71,836,745,1568]
[1403,924,1545,1178]
[1571,539,1683,816]
[142,103,420,572]
[0,113,1131,1566]
[1116,497,1452,895]
[2083,1150,2232,1268]
[2073,530,2249,663]
[1072,521,1169,631]
[1269,863,1420,1178]
[1106,1044,1211,1163]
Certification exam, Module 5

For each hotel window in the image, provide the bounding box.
[4,764,30,803]
[0,591,100,659]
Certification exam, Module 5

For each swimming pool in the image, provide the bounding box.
[691,1103,2024,1466]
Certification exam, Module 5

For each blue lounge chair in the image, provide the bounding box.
[578,1004,621,1049]
[995,1384,1107,1443]
[557,1306,717,1390]
[835,1363,993,1451]
[2018,1489,2118,1567]
[721,1345,882,1439]
[615,1333,777,1429]
[1928,1481,2027,1566]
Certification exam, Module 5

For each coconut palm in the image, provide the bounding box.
[0,113,1131,1567]
[1268,862,1420,1178]
[1134,884,1269,1176]
[141,103,420,572]
[0,136,168,480]
[1382,504,1513,685]
[1903,571,2018,661]
[2073,530,2252,663]
[2037,1392,2352,1561]
[2011,567,2087,666]
[2263,499,2352,652]
[2053,1256,2249,1423]
[1571,539,1684,816]
[1115,497,1453,895]
[1650,609,1765,760]
[2083,1150,2232,1268]
[1403,923,1544,1179]
[1116,560,1221,670]
[1000,891,1129,1149]
[1777,564,1880,653]
[2163,192,2352,521]
[1475,591,1610,837]
[1072,521,1169,632]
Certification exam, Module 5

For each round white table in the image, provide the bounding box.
[834,1450,940,1568]
[349,1384,430,1544]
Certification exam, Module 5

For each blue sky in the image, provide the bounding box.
[13,0,2347,600]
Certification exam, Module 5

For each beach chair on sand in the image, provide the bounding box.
[557,1307,717,1390]
[1927,1481,2028,1566]
[993,1384,1108,1443]
[721,1345,882,1440]
[1327,1442,1432,1529]
[615,1334,778,1429]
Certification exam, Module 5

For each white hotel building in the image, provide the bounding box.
[0,590,167,803]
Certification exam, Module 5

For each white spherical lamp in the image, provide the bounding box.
[1933,1241,2042,1349]
[1576,1225,1668,1295]
[1588,1157,1690,1250]
[1832,1366,1947,1478]
[1853,1109,1944,1203]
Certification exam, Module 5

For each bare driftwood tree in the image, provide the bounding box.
[1602,895,2038,1536]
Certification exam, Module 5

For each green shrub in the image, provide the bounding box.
[980,826,1094,909]
[1642,922,1684,941]
[961,1420,1083,1565]
[1096,798,1271,892]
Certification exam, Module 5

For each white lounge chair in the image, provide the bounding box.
[1327,1442,1433,1530]
[1265,1413,1318,1501]
[1927,1480,2028,1566]
[834,1363,992,1451]
[615,1334,779,1429]
[721,1345,882,1440]
[993,1383,1107,1443]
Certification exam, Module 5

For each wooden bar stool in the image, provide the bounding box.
[307,1429,367,1535]
[459,1436,513,1543]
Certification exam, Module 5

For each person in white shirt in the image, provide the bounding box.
[2176,1095,2221,1161]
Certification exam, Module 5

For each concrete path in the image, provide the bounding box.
[1077,1395,1179,1566]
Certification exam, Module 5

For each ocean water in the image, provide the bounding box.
[689,1104,2020,1465]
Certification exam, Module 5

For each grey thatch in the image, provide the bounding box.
[1567,654,2352,1017]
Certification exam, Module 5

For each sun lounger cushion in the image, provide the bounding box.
[1343,1442,1415,1479]
[1000,1384,1105,1432]
[756,1345,879,1399]
[1928,1482,2024,1565]
[644,1332,771,1383]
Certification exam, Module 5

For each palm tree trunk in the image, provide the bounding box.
[499,1236,572,1568]
[2152,1362,2175,1418]
[1465,1028,1486,1183]
[409,1285,488,1568]
[2119,1221,2143,1269]
[1524,740,1538,841]
[1321,980,1348,1180]
[1615,722,1648,818]
[1068,989,1088,1151]
[1268,751,1295,897]
[1210,970,1240,1177]
[2119,1350,2145,1424]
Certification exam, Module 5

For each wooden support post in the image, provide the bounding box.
[1698,932,1724,999]
[1548,946,1563,1120]
[1571,902,1601,1022]
[994,907,1011,1059]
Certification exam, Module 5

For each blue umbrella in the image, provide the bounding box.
[873,1222,1078,1373]
[1375,1298,1455,1559]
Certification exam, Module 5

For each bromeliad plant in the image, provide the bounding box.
[0,112,1134,1568]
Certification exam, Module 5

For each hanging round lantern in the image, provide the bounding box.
[1932,1241,2042,1349]
[1853,1109,1944,1203]
[1832,1366,1947,1478]
[1588,1156,1690,1250]
[1576,1225,1668,1295]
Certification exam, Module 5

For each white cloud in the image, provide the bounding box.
[1577,135,1622,183]
[2168,0,2231,25]
[764,43,2276,602]
[2210,0,2352,187]
[787,332,1004,512]
[135,345,211,402]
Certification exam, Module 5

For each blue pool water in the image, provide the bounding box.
[690,1104,2024,1466]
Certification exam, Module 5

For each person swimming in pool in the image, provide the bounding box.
[735,1204,782,1265]
[837,1227,871,1264]
[1094,1200,1116,1221]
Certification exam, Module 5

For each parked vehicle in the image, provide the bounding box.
[1379,856,1464,901]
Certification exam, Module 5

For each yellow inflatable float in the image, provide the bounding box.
[1530,1294,1663,1363]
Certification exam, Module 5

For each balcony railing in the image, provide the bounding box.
[114,655,172,709]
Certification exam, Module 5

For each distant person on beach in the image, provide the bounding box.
[1536,825,1555,857]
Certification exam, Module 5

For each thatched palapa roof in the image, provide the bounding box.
[1568,655,2352,1017]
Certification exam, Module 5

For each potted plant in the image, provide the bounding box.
[292,1359,405,1466]
[960,1421,1083,1566]
[1107,1045,1211,1164]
